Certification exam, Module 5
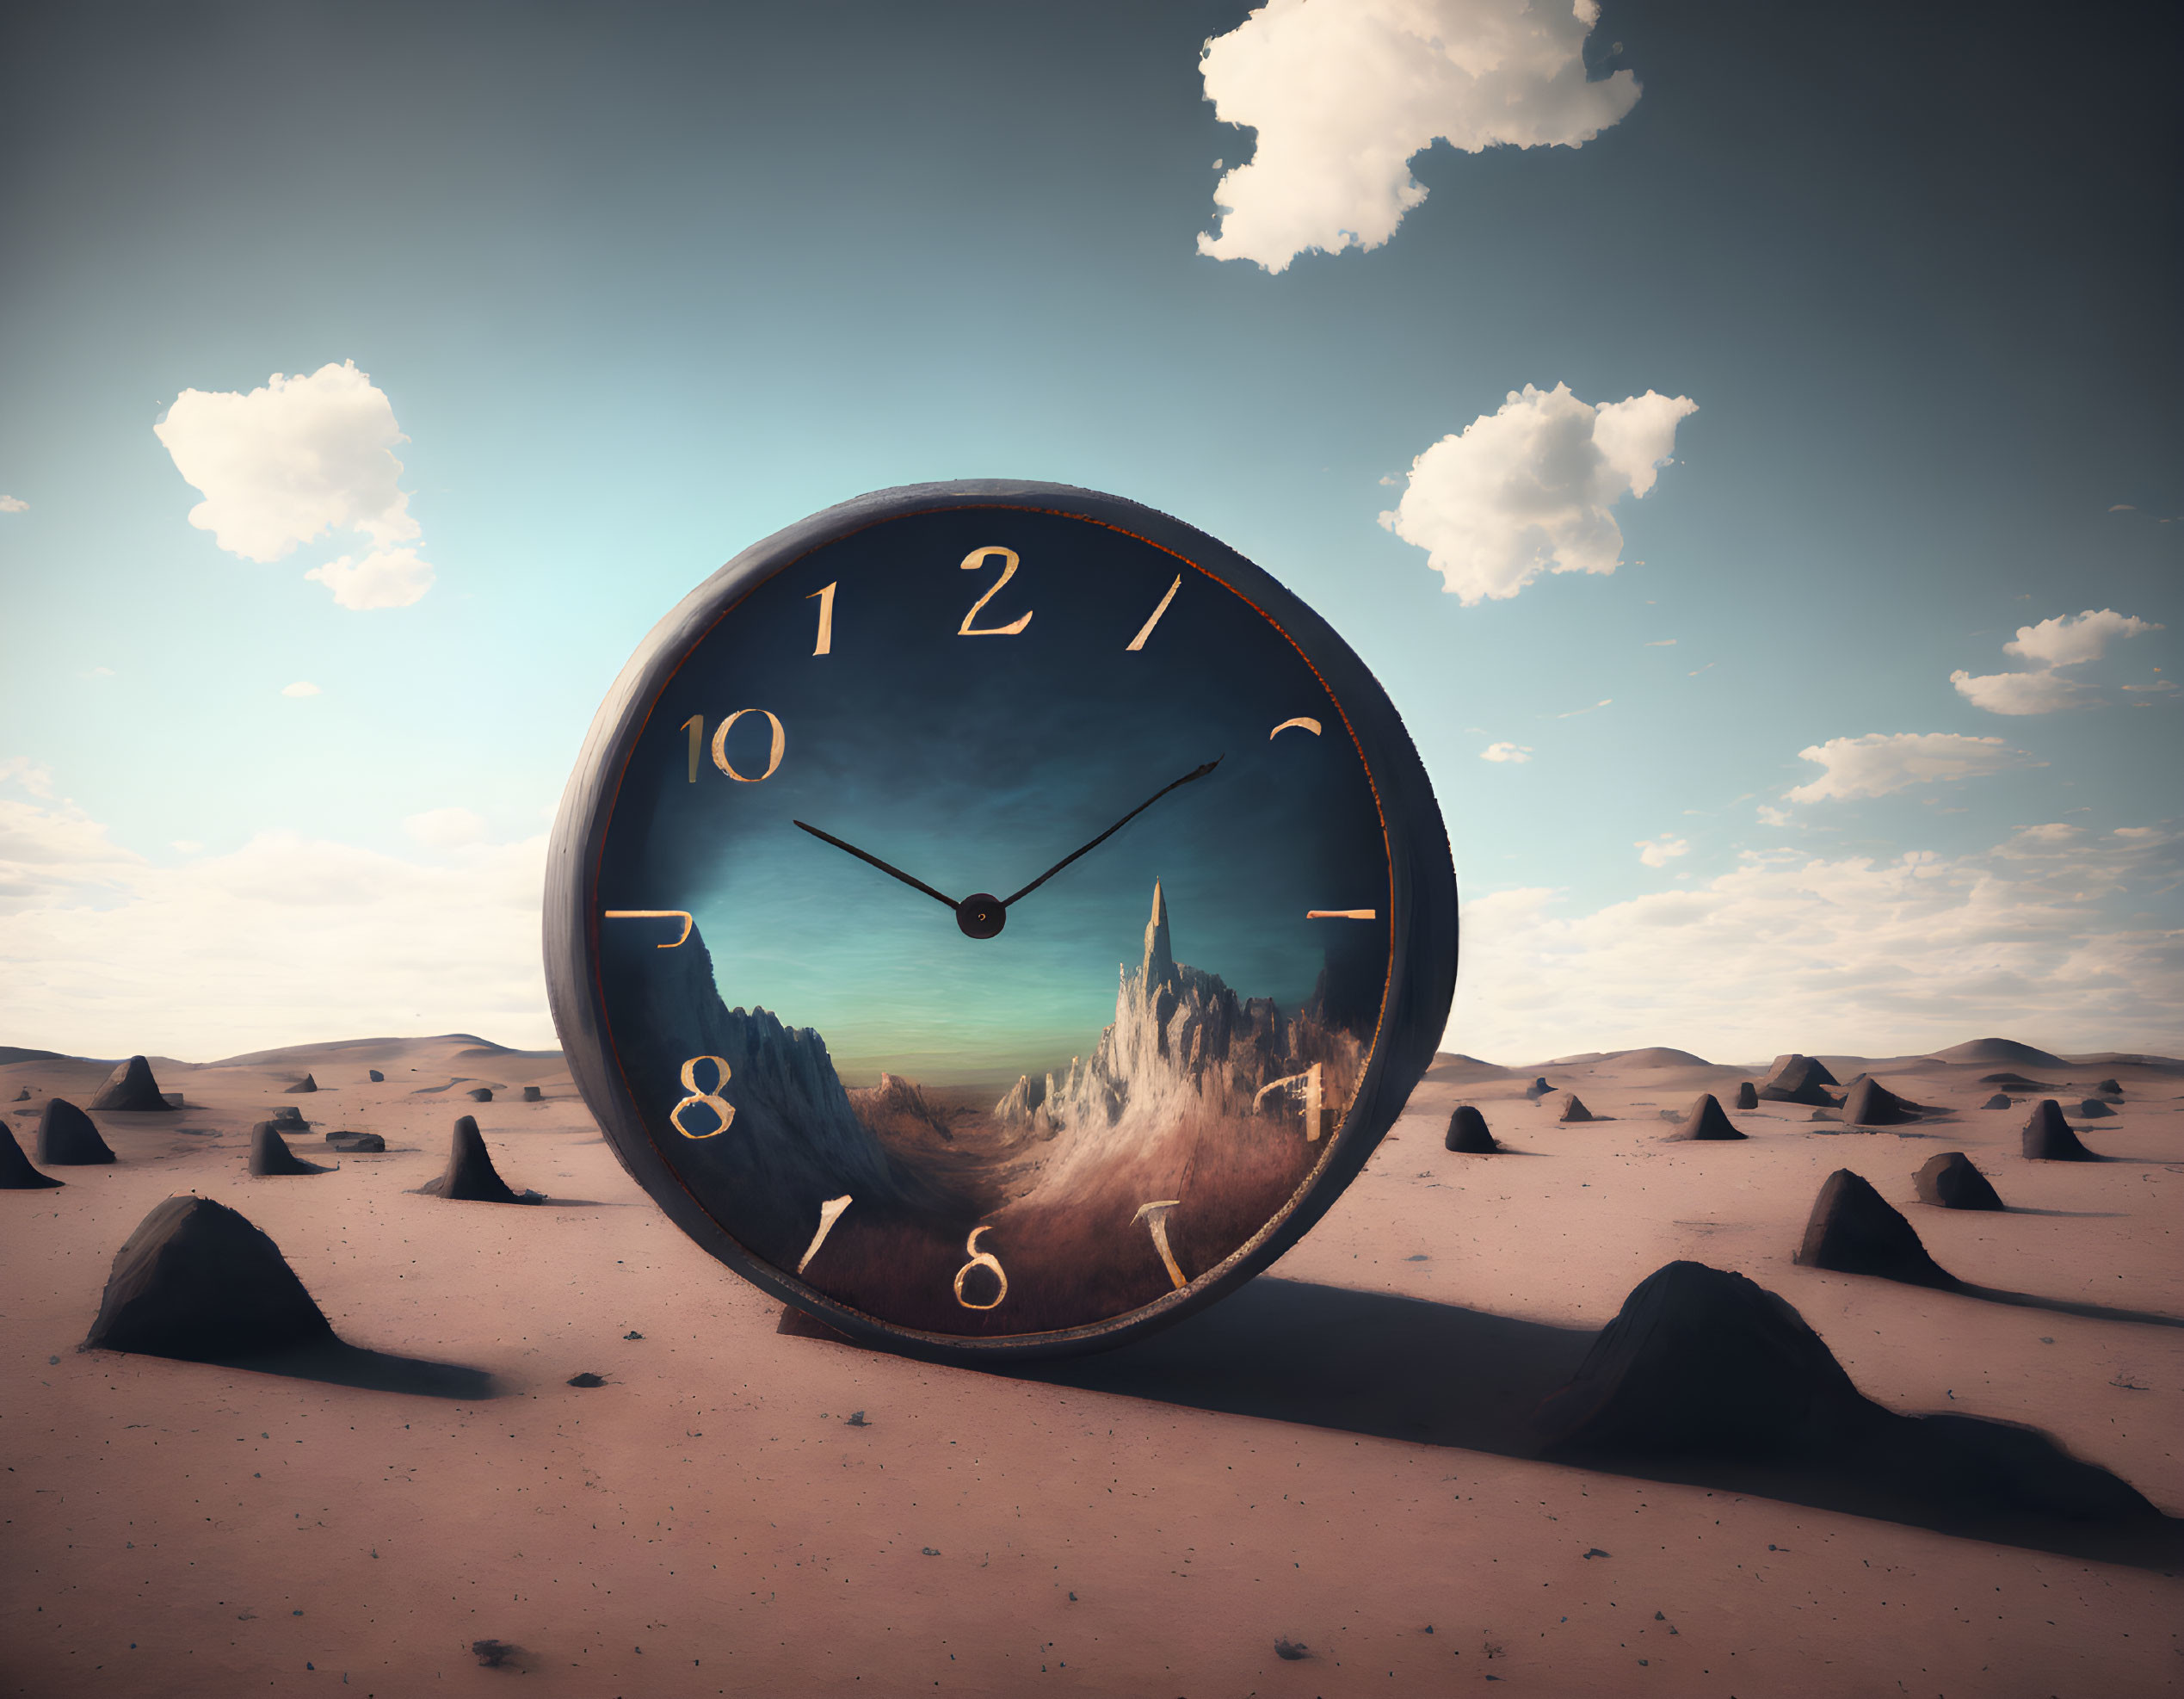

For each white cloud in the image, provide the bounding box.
[1948,667,2086,715]
[1636,835,1688,868]
[281,680,322,698]
[84,666,114,680]
[1197,0,1640,271]
[0,788,548,1056]
[0,495,27,513]
[1446,823,2184,1061]
[154,361,419,562]
[1644,638,1676,646]
[1755,804,1792,827]
[2002,608,2162,668]
[304,546,435,610]
[1786,732,2038,802]
[404,806,488,849]
[1380,383,1697,603]
[1480,741,1533,763]
[0,758,56,799]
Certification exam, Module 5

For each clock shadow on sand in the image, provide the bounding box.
[599,886,1378,1337]
[992,1276,2184,1572]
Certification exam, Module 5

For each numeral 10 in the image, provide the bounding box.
[682,709,787,783]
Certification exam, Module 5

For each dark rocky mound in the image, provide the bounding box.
[82,1195,334,1361]
[1537,1261,1866,1455]
[1734,1081,1758,1110]
[11,1087,28,1101]
[36,1098,114,1165]
[249,1121,332,1177]
[1664,1093,1746,1141]
[1982,1093,2013,1109]
[1522,1077,1552,1100]
[1979,1072,2051,1089]
[420,1115,527,1203]
[2021,1100,2098,1161]
[521,1085,544,1103]
[1759,1054,1840,1106]
[285,1073,318,1094]
[466,1087,494,1103]
[1841,1077,1922,1127]
[325,1131,386,1152]
[1915,1151,2004,1211]
[88,1054,174,1112]
[1795,1169,1955,1288]
[2073,1098,2113,1119]
[367,1069,385,1082]
[1445,1105,1496,1152]
[271,1105,306,1128]
[0,1120,64,1189]
[1553,1092,1595,1123]
[2093,1078,2123,1097]
[1538,1260,2162,1526]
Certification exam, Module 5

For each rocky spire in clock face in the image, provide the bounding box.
[1140,878,1177,991]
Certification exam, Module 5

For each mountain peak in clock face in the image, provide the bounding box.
[1141,879,1177,991]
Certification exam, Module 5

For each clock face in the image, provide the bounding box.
[551,484,1454,1360]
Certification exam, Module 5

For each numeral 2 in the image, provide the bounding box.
[958,547,1033,636]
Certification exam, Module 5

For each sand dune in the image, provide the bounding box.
[2,1033,2178,1696]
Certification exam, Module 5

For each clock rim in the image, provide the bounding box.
[545,479,1458,1364]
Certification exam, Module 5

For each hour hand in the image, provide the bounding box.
[793,821,959,911]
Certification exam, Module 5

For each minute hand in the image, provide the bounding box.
[1001,758,1223,910]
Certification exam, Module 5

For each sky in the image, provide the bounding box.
[1,0,2177,1066]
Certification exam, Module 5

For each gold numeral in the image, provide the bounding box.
[603,909,694,948]
[958,547,1033,636]
[711,708,787,782]
[1252,1061,1325,1141]
[952,1225,1009,1310]
[1126,575,1181,651]
[1132,1199,1188,1289]
[1305,909,1377,920]
[797,1194,853,1275]
[807,582,836,656]
[669,1055,735,1139]
[682,714,703,782]
[1269,717,1322,739]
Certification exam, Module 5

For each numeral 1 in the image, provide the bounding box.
[806,582,836,655]
[1132,1199,1188,1289]
[1126,575,1182,651]
[682,714,702,782]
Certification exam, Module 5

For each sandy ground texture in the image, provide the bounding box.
[2,1035,2180,1696]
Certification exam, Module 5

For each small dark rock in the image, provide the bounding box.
[367,1069,385,1083]
[472,1639,515,1668]
[1981,1093,2013,1109]
[1522,1077,1552,1100]
[324,1132,385,1153]
[1795,1169,1955,1287]
[1758,1054,1840,1107]
[35,1098,114,1165]
[1663,1093,1746,1142]
[1445,1104,1497,1152]
[844,1410,869,1426]
[1274,1640,1311,1661]
[521,1085,543,1103]
[1553,1092,1595,1123]
[623,1330,644,1339]
[83,1195,334,1361]
[284,1074,318,1095]
[248,1121,332,1177]
[2022,1100,2099,1161]
[567,1372,606,1387]
[466,1087,494,1103]
[2073,1098,2113,1119]
[1733,1081,1758,1110]
[0,1120,63,1189]
[1913,1151,2004,1211]
[1839,1077,1922,1127]
[271,1105,306,1128]
[2093,1077,2123,1097]
[89,1055,174,1112]
[420,1115,526,1202]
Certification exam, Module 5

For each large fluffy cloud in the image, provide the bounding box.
[0,773,547,1057]
[1381,382,1696,602]
[1952,607,2163,714]
[1199,0,1640,271]
[1449,823,2184,1061]
[1785,732,2037,802]
[154,360,435,609]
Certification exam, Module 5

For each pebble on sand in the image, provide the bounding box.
[284,1073,318,1094]
[1552,1092,1595,1123]
[466,1087,494,1103]
[367,1069,385,1082]
[1445,1105,1497,1152]
[1913,1151,2004,1211]
[521,1085,543,1103]
[1794,1168,1955,1288]
[35,1098,114,1166]
[1981,1093,2013,1109]
[1733,1081,1759,1110]
[88,1055,175,1112]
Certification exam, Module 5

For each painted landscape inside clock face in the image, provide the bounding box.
[594,507,1392,1337]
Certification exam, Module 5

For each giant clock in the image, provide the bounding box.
[546,481,1456,1362]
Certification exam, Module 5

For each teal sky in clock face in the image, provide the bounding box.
[593,507,1392,1093]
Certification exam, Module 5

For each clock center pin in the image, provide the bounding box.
[954,893,1006,940]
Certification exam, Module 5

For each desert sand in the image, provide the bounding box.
[2,1034,2179,1696]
